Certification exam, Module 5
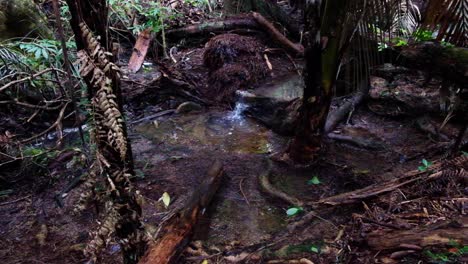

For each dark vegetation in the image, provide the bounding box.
[0,0,467,264]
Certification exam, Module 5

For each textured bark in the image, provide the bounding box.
[64,1,144,263]
[288,1,327,163]
[139,161,223,264]
[366,222,468,250]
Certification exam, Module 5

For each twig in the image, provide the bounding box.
[239,178,250,206]
[0,68,57,93]
[0,195,31,206]
[20,102,69,144]
[0,100,67,110]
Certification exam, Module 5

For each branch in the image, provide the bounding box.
[0,68,65,93]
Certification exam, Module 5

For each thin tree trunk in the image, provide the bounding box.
[288,0,348,163]
[64,1,145,263]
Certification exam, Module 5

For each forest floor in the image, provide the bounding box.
[1,33,466,264]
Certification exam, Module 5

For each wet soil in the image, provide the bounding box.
[0,40,464,264]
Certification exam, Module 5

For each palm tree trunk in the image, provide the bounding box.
[288,0,346,163]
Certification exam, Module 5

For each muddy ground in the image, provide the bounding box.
[0,34,466,264]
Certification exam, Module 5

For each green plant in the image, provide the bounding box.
[392,37,408,47]
[418,159,433,172]
[413,29,436,42]
[307,175,321,185]
[424,242,468,263]
[286,207,303,217]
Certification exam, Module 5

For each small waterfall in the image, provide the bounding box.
[227,100,247,123]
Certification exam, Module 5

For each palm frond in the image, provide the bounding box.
[421,0,467,46]
[0,44,29,81]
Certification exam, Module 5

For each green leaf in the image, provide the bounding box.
[418,166,427,172]
[310,245,319,253]
[307,175,321,185]
[286,207,303,217]
[159,192,171,208]
[422,159,429,167]
[34,48,42,59]
[462,151,468,157]
[42,49,49,60]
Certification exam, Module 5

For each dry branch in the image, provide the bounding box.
[139,161,224,264]
[315,155,468,206]
[251,12,304,56]
[0,68,62,93]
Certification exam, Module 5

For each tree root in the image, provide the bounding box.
[327,133,387,150]
[258,159,304,206]
[324,81,369,133]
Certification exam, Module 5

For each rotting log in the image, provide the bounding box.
[366,218,468,250]
[139,161,224,264]
[397,42,468,87]
[128,28,153,73]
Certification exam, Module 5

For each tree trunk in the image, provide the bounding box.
[64,1,145,263]
[288,0,347,163]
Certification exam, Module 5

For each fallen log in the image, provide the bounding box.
[128,28,153,73]
[366,218,468,250]
[251,12,304,56]
[139,161,224,264]
[166,15,258,39]
[397,42,468,87]
[167,13,304,56]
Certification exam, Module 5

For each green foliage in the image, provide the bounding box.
[424,242,468,263]
[310,245,320,253]
[413,29,436,42]
[378,42,389,52]
[307,175,321,185]
[108,0,178,35]
[392,37,408,47]
[418,159,433,172]
[22,147,59,166]
[286,207,303,217]
[17,39,76,69]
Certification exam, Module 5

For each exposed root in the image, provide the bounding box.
[324,81,369,133]
[258,159,304,206]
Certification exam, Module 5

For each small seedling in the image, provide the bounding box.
[286,207,303,217]
[307,175,321,185]
[418,159,433,172]
[310,245,320,253]
[462,151,468,157]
